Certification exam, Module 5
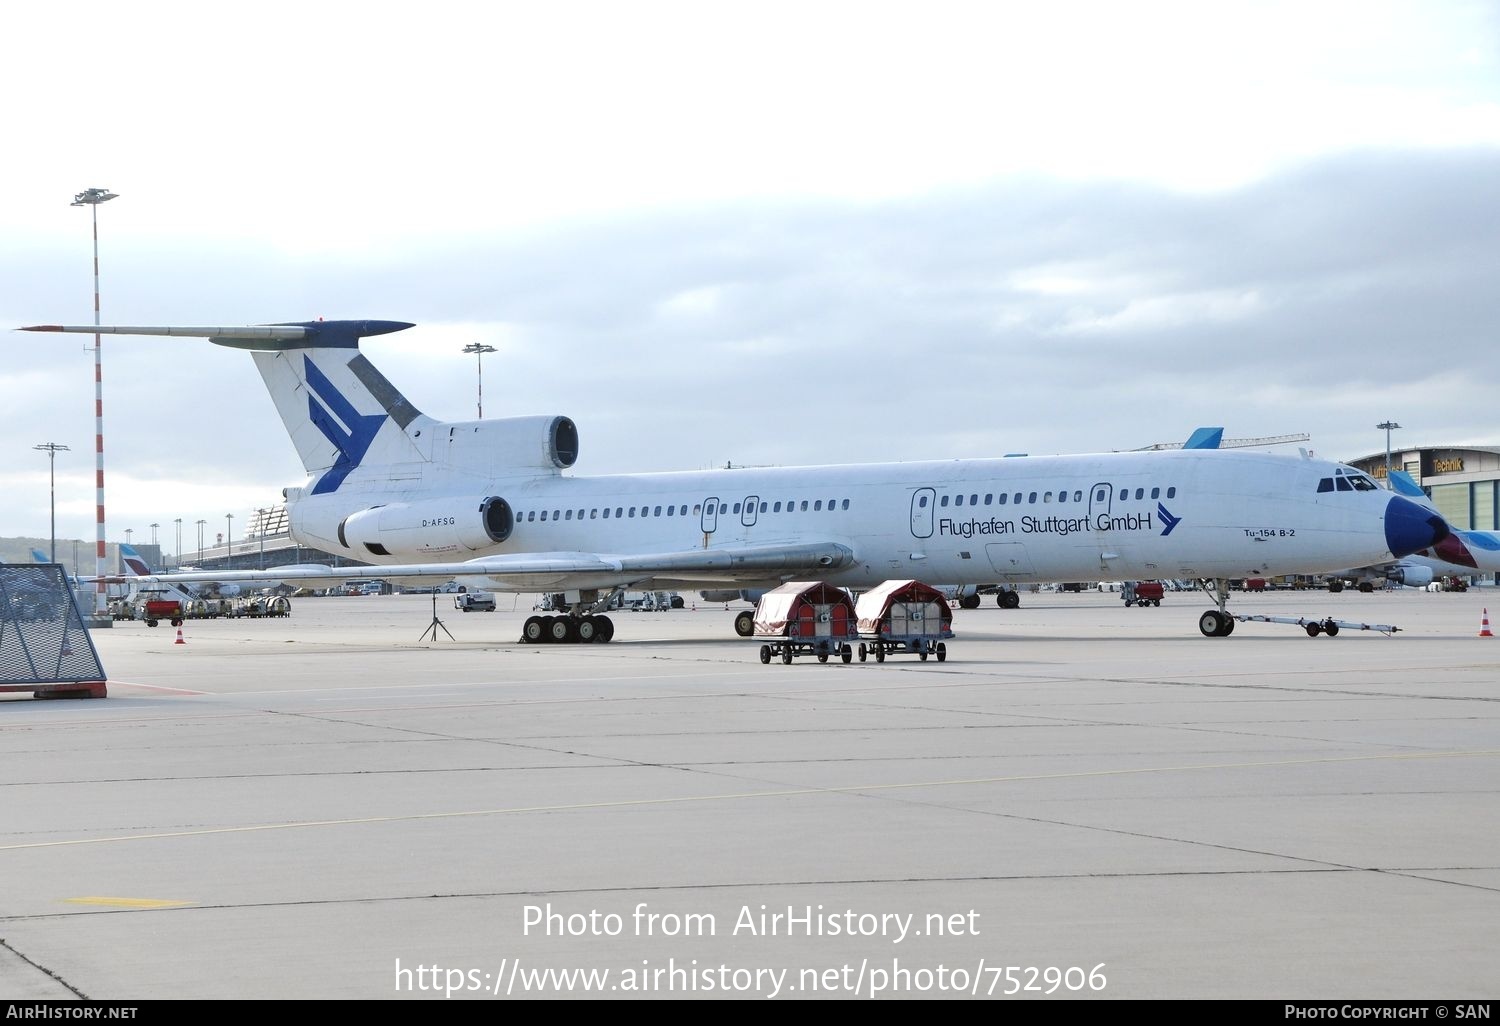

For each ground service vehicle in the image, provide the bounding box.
[754,582,858,664]
[854,579,954,662]
[1122,581,1164,607]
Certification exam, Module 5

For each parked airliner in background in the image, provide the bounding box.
[22,319,1449,640]
[1325,471,1499,591]
[119,544,243,599]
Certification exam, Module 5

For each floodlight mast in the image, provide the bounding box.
[71,187,118,618]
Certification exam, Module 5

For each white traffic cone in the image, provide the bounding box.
[1481,609,1493,638]
[175,627,186,645]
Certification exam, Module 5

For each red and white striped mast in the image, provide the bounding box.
[71,187,117,621]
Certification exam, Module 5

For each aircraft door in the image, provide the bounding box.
[741,495,759,528]
[1087,482,1114,521]
[701,496,721,535]
[911,487,936,539]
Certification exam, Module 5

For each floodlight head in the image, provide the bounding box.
[71,188,118,207]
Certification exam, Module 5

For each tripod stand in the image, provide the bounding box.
[419,590,455,642]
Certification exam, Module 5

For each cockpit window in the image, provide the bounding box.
[1322,470,1380,494]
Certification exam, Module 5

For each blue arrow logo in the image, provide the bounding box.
[305,356,387,494]
[1157,502,1182,536]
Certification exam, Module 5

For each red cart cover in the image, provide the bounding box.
[854,579,954,636]
[753,581,857,638]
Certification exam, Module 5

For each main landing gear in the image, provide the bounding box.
[521,613,615,644]
[1196,578,1237,637]
[521,587,622,644]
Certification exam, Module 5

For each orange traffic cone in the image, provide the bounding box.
[175,627,186,645]
[1481,609,1493,638]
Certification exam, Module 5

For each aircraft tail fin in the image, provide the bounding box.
[1386,470,1428,500]
[120,543,152,577]
[30,548,50,564]
[1182,427,1225,450]
[21,320,432,495]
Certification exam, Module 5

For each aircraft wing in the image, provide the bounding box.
[98,541,855,592]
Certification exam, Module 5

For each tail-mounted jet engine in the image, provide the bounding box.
[336,496,515,557]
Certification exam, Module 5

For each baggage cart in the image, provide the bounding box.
[752,582,858,664]
[854,579,954,662]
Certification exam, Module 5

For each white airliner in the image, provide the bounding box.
[21,319,1449,640]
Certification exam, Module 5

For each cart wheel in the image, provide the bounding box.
[1323,620,1340,637]
[858,642,867,662]
[919,648,928,661]
[936,642,947,662]
[1305,622,1322,637]
[875,645,885,663]
[817,652,829,663]
[841,643,852,664]
[760,644,771,664]
[781,647,793,664]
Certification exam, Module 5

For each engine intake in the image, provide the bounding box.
[335,495,515,556]
[436,415,579,475]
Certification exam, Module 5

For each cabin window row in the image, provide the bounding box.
[918,485,1178,509]
[517,498,854,523]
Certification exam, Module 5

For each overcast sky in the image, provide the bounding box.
[2,0,1498,557]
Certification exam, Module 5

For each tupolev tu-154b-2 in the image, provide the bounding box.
[21,319,1450,641]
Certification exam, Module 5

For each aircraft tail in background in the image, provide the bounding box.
[120,543,154,577]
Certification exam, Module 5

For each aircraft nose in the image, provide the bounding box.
[1385,495,1451,558]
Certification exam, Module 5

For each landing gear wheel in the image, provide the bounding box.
[1199,610,1228,637]
[595,616,615,643]
[1328,580,1344,593]
[760,644,772,664]
[841,643,852,664]
[734,610,755,637]
[858,643,867,662]
[960,593,981,610]
[576,617,597,643]
[1223,617,1235,635]
[549,617,575,643]
[998,590,1021,609]
[935,642,947,662]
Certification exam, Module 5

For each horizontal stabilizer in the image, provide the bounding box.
[19,320,413,351]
